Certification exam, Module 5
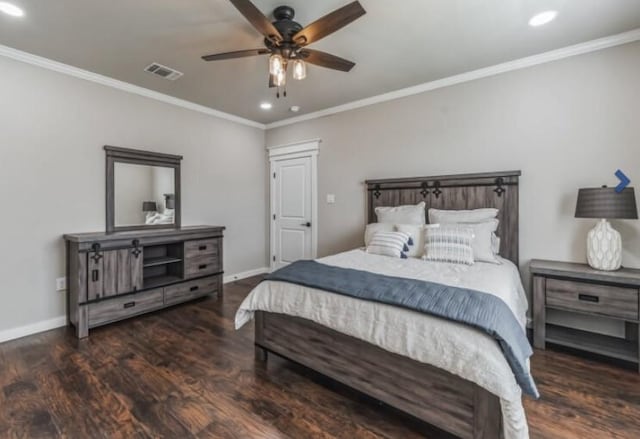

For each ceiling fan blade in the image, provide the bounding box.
[293,1,366,46]
[229,0,283,44]
[202,48,270,61]
[300,49,355,72]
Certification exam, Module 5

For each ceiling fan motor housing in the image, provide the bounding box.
[265,6,303,49]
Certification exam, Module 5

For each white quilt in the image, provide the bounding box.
[236,249,531,439]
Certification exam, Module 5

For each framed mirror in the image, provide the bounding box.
[105,145,182,233]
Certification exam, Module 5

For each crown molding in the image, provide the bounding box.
[3,27,639,132]
[0,44,266,130]
[266,28,640,130]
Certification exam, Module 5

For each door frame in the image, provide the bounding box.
[268,139,320,271]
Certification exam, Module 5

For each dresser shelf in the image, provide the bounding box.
[143,256,183,268]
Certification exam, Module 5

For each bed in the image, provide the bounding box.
[236,171,530,439]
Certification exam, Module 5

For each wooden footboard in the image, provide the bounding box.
[255,311,502,439]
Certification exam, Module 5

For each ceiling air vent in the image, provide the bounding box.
[144,63,183,81]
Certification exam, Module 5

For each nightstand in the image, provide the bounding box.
[530,259,640,372]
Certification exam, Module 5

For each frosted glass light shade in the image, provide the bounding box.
[269,54,284,76]
[292,59,306,80]
[275,68,286,87]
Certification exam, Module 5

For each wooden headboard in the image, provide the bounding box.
[365,171,521,265]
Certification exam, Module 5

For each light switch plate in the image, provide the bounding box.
[326,194,336,204]
[56,277,67,291]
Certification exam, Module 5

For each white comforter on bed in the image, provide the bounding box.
[236,249,531,439]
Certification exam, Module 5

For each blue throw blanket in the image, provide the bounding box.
[265,260,539,398]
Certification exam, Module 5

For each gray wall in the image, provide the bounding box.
[0,54,267,336]
[267,42,640,329]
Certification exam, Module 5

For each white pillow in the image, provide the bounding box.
[423,224,475,265]
[395,224,425,258]
[364,223,395,246]
[376,202,426,225]
[366,231,412,259]
[465,220,501,264]
[428,208,498,225]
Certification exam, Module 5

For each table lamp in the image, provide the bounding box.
[575,186,638,270]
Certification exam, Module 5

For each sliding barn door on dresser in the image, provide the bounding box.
[65,226,225,338]
[88,247,144,301]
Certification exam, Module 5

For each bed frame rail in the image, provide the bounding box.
[255,311,502,439]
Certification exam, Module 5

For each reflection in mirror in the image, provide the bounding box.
[114,163,175,227]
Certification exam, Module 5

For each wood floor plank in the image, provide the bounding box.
[0,275,639,438]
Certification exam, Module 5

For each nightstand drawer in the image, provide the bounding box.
[546,278,639,320]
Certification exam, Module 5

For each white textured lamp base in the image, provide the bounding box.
[586,219,622,271]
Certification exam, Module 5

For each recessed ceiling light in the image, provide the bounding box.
[528,10,557,27]
[290,106,301,113]
[260,102,272,110]
[0,2,24,17]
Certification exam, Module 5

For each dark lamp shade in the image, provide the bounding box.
[575,187,638,219]
[164,193,175,210]
[142,201,157,212]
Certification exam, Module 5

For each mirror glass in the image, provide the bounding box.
[114,162,176,227]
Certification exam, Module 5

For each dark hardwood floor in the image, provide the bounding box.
[1,275,639,438]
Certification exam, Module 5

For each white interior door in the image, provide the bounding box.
[272,156,313,269]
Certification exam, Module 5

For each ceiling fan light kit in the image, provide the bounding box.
[202,0,366,98]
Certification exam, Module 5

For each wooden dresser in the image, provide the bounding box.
[531,259,640,371]
[64,226,224,338]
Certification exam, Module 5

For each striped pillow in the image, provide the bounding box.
[423,224,475,265]
[366,231,412,259]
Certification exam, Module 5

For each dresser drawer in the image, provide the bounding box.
[164,276,221,306]
[89,288,164,327]
[185,238,220,259]
[185,254,221,279]
[546,278,639,320]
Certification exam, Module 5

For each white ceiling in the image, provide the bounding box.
[1,0,639,124]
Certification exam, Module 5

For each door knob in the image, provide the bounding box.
[300,222,311,227]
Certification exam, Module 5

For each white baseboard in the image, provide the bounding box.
[0,315,67,344]
[0,268,267,344]
[223,267,270,284]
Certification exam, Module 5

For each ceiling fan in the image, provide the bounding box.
[202,0,366,97]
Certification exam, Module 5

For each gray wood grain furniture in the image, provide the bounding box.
[65,226,224,338]
[531,259,640,372]
[255,171,521,439]
[105,145,182,233]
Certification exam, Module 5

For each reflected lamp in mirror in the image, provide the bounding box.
[164,194,175,210]
[575,186,638,271]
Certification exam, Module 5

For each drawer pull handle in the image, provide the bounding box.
[123,301,136,309]
[198,264,207,270]
[578,294,599,303]
[92,269,99,282]
[190,286,199,292]
[199,245,207,251]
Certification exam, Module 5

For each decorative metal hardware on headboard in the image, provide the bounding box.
[367,175,516,198]
[420,182,429,198]
[365,171,521,265]
[432,181,442,199]
[494,177,506,197]
[373,184,382,199]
